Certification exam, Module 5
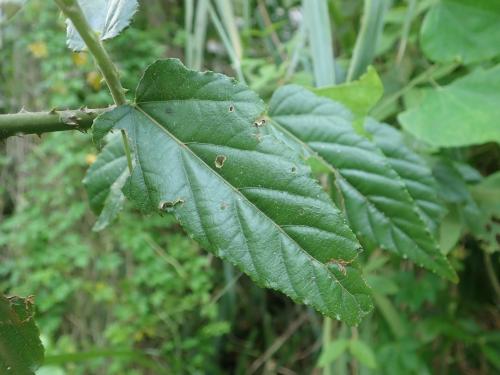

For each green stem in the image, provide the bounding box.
[54,0,132,173]
[0,108,107,138]
[322,318,332,375]
[54,0,127,105]
[371,62,459,119]
[484,252,500,304]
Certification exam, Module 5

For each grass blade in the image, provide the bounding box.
[302,0,336,86]
[347,0,389,81]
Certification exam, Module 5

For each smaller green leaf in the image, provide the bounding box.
[349,339,377,369]
[399,65,500,147]
[313,66,383,132]
[66,0,138,51]
[83,133,131,231]
[439,206,463,254]
[318,339,349,367]
[0,295,44,375]
[421,0,500,64]
[470,172,500,252]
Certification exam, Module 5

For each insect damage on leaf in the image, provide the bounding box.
[214,155,227,168]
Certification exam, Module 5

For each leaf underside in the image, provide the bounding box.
[67,0,139,51]
[90,59,373,325]
[268,85,457,282]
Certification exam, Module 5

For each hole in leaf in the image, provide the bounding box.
[215,155,227,168]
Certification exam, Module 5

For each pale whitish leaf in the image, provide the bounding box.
[365,119,446,236]
[66,0,138,51]
[90,59,373,325]
[83,133,130,231]
[269,85,457,282]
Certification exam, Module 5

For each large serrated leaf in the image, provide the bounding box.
[0,295,44,375]
[66,0,138,51]
[268,85,457,282]
[364,119,446,236]
[90,59,373,325]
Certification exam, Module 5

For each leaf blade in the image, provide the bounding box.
[92,59,373,325]
[269,85,457,282]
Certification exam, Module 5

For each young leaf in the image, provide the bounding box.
[364,119,446,236]
[83,133,130,231]
[0,295,44,375]
[421,0,500,64]
[349,339,377,369]
[313,66,383,120]
[90,59,373,325]
[318,339,349,367]
[398,65,500,147]
[66,0,138,51]
[269,85,457,282]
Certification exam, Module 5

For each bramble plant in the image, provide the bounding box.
[1,0,500,373]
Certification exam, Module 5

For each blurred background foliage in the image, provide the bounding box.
[0,0,499,374]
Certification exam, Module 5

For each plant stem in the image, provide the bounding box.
[371,62,459,119]
[322,318,332,375]
[54,0,132,172]
[54,0,127,106]
[0,108,107,138]
[484,252,500,304]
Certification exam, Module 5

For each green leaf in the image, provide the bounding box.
[365,119,446,236]
[90,59,373,325]
[83,133,130,231]
[439,206,463,254]
[399,65,500,147]
[318,339,349,367]
[269,85,457,282]
[470,172,500,252]
[66,0,138,51]
[0,295,44,375]
[421,0,500,64]
[349,339,377,369]
[313,66,383,120]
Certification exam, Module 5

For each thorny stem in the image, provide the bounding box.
[0,108,107,138]
[54,0,132,172]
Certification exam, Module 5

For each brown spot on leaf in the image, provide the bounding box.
[253,118,266,127]
[215,155,227,168]
[159,198,184,211]
[228,105,234,112]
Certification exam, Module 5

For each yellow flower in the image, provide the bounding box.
[86,71,102,91]
[27,41,48,58]
[72,52,88,66]
[85,153,97,165]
